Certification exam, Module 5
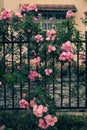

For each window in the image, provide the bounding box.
[42,22,53,30]
[39,13,66,31]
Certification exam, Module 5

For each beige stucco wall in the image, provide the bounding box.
[4,0,19,12]
[2,0,87,32]
[0,0,4,11]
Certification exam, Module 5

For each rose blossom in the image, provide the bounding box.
[48,45,56,53]
[59,51,74,62]
[45,69,53,76]
[28,71,38,81]
[66,10,75,19]
[33,56,41,66]
[20,4,38,13]
[46,28,56,41]
[35,34,44,43]
[33,104,48,117]
[1,10,12,20]
[33,105,44,117]
[30,99,37,107]
[44,114,58,126]
[61,41,72,52]
[65,51,74,62]
[38,119,49,129]
[15,12,22,18]
[19,99,29,109]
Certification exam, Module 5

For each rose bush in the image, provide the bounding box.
[0,4,77,130]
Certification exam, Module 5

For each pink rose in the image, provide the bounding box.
[59,52,67,61]
[33,56,41,66]
[38,119,49,129]
[15,12,22,18]
[30,99,36,107]
[35,34,44,43]
[19,99,29,109]
[61,41,72,52]
[48,45,56,53]
[33,105,44,117]
[45,69,53,76]
[1,10,12,20]
[46,28,56,41]
[59,51,74,62]
[28,71,38,81]
[44,114,57,126]
[66,10,75,19]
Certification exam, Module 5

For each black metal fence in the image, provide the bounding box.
[0,32,87,110]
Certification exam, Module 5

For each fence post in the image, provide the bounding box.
[85,31,87,107]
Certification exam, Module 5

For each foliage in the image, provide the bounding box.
[0,113,87,130]
[57,114,87,130]
[0,4,86,130]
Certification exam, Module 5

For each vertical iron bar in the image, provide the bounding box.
[52,52,55,101]
[77,42,79,107]
[36,41,39,83]
[27,35,30,99]
[85,31,87,107]
[44,46,47,87]
[3,34,6,109]
[19,33,22,99]
[69,62,71,107]
[61,62,63,107]
[11,32,14,108]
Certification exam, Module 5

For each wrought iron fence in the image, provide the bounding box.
[0,32,87,110]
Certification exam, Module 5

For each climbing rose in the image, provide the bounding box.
[61,41,72,52]
[59,51,74,62]
[15,12,22,18]
[35,34,44,43]
[44,114,58,126]
[46,28,56,41]
[30,99,37,107]
[48,45,56,53]
[65,51,74,62]
[33,56,41,66]
[66,10,75,19]
[19,99,29,109]
[1,10,12,20]
[38,119,49,129]
[45,69,53,76]
[33,105,44,117]
[20,4,38,13]
[28,71,38,81]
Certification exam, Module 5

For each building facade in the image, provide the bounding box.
[0,0,87,32]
